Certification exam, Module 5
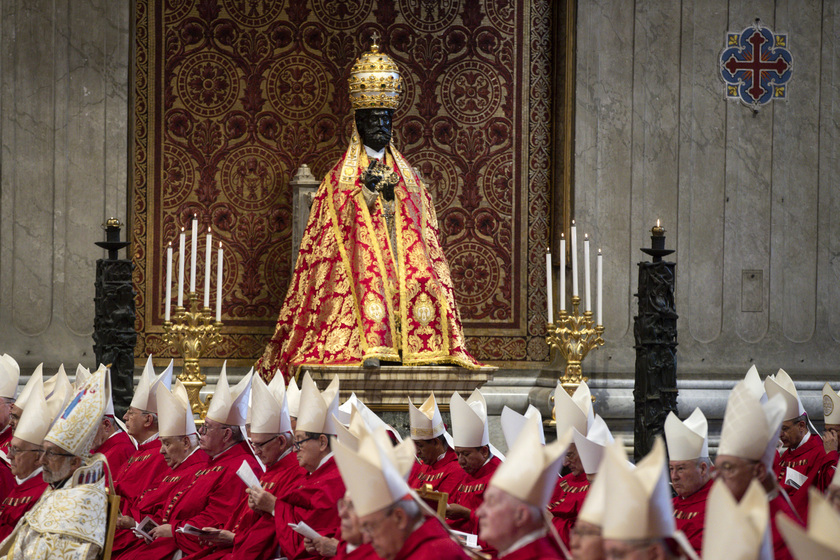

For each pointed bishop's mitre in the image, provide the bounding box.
[0,354,20,400]
[14,376,69,447]
[333,426,415,518]
[158,380,196,437]
[702,480,770,560]
[286,376,301,418]
[44,365,72,403]
[74,364,91,391]
[823,383,840,425]
[743,365,768,403]
[251,373,292,435]
[450,389,489,447]
[573,414,614,475]
[491,416,570,509]
[409,393,445,440]
[764,369,805,421]
[578,459,608,527]
[554,380,594,440]
[14,364,44,411]
[718,381,787,468]
[334,407,368,451]
[296,373,340,435]
[664,408,709,461]
[45,365,110,457]
[206,364,252,426]
[501,405,545,449]
[602,437,675,540]
[337,393,360,426]
[777,489,840,560]
[130,357,173,414]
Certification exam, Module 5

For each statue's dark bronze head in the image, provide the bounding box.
[355,108,393,152]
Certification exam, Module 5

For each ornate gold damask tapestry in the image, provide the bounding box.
[132,0,554,365]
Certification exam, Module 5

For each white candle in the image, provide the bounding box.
[190,215,197,293]
[204,228,212,307]
[597,248,603,325]
[559,233,566,311]
[584,234,591,312]
[571,221,579,297]
[546,248,553,324]
[178,228,185,306]
[216,242,223,322]
[165,243,172,321]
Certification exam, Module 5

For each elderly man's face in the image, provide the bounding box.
[338,492,364,546]
[8,404,22,432]
[571,520,604,560]
[39,441,78,484]
[476,487,525,551]
[198,419,233,456]
[414,438,443,466]
[565,444,585,477]
[123,406,154,440]
[714,454,759,502]
[779,419,807,449]
[669,459,708,498]
[0,397,12,429]
[359,505,406,560]
[160,436,192,468]
[8,437,42,479]
[250,432,288,466]
[293,430,327,473]
[454,446,489,475]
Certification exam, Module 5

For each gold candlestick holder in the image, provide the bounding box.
[163,293,222,419]
[546,295,605,398]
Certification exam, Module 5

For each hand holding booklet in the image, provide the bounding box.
[133,516,158,543]
[176,524,216,537]
[237,460,262,491]
[288,521,322,540]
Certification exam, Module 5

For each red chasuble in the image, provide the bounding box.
[274,456,346,560]
[447,455,502,536]
[110,448,209,558]
[115,437,170,515]
[0,470,48,541]
[672,478,712,556]
[93,430,136,483]
[548,471,589,549]
[181,449,306,560]
[769,492,800,560]
[395,516,470,560]
[774,434,835,522]
[256,134,481,382]
[410,448,465,497]
[501,535,566,560]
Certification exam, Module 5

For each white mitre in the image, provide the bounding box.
[74,364,91,391]
[45,365,110,457]
[44,364,72,402]
[764,369,805,421]
[0,354,20,400]
[702,479,770,560]
[408,393,445,440]
[333,426,416,518]
[777,489,840,560]
[450,389,489,447]
[664,408,709,461]
[602,437,674,541]
[296,373,340,435]
[743,365,768,403]
[554,380,594,440]
[718,381,786,469]
[206,365,252,426]
[14,378,69,447]
[491,415,569,509]
[14,364,44,411]
[578,459,608,527]
[573,414,614,475]
[286,376,301,418]
[334,407,368,452]
[251,373,292,435]
[823,383,840,425]
[130,357,174,413]
[501,405,545,449]
[158,380,197,437]
[337,393,360,426]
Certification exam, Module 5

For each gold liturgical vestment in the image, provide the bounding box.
[0,469,107,560]
[257,132,481,380]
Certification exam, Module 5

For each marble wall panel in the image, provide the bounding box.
[677,0,727,344]
[821,2,840,343]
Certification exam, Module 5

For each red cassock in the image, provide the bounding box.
[501,535,566,560]
[773,434,835,522]
[115,441,261,560]
[769,492,800,560]
[548,472,589,549]
[115,438,170,515]
[0,461,14,505]
[447,456,502,536]
[336,542,378,560]
[672,478,711,556]
[410,449,465,497]
[273,456,346,560]
[181,450,306,560]
[0,470,48,541]
[0,426,12,450]
[110,448,209,558]
[93,430,136,484]
[395,516,470,560]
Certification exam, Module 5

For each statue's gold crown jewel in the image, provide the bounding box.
[348,34,403,110]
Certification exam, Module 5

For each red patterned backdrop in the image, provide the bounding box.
[133,0,553,366]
